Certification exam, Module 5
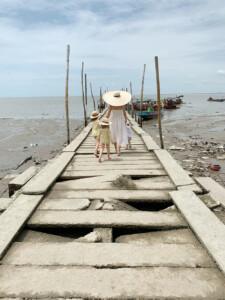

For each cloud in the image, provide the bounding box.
[0,0,225,96]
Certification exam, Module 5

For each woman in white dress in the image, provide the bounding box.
[103,91,131,156]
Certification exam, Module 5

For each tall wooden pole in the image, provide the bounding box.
[140,64,146,127]
[65,44,70,144]
[129,81,134,117]
[155,56,164,149]
[81,62,87,126]
[84,73,88,107]
[90,82,96,110]
[99,87,103,113]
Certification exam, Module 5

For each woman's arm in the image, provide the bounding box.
[106,105,112,118]
[123,107,128,122]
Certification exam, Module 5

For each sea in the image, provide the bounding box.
[0,93,225,121]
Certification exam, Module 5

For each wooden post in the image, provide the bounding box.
[129,81,134,117]
[81,62,87,126]
[99,87,103,113]
[65,44,70,144]
[84,73,88,106]
[155,56,164,149]
[90,82,96,110]
[140,64,146,127]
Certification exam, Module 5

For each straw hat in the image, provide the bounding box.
[90,111,100,120]
[99,117,110,126]
[103,91,131,106]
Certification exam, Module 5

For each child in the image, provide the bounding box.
[91,111,100,157]
[126,121,132,150]
[98,117,111,163]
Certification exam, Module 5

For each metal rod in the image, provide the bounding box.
[155,56,164,149]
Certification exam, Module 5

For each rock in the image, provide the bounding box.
[88,199,104,210]
[75,231,102,243]
[102,203,114,210]
[217,154,225,160]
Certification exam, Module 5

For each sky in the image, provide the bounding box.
[0,0,225,96]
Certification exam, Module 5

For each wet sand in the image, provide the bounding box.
[144,113,225,187]
[0,118,82,179]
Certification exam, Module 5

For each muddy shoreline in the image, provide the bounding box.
[143,114,225,187]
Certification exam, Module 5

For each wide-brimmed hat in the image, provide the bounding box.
[99,117,110,126]
[103,91,131,106]
[90,111,100,119]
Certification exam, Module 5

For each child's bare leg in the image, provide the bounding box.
[128,138,132,149]
[98,144,105,162]
[106,144,111,160]
[94,138,99,157]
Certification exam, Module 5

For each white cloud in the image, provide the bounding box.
[0,0,225,96]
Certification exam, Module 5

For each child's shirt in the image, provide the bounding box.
[92,120,100,138]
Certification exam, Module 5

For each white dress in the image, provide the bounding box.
[109,109,128,146]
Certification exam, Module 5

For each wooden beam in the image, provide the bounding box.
[22,152,75,195]
[28,210,186,229]
[0,194,43,259]
[3,242,214,268]
[195,177,225,208]
[171,190,225,276]
[8,166,39,196]
[0,266,225,298]
[155,149,194,187]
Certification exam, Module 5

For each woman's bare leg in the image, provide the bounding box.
[98,144,105,163]
[113,142,117,153]
[106,144,111,160]
[117,144,121,156]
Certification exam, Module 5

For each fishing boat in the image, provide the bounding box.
[163,98,178,109]
[207,97,225,102]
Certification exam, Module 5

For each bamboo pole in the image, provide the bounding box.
[99,87,103,113]
[90,82,96,110]
[81,62,87,126]
[155,56,164,149]
[65,44,70,144]
[84,73,88,107]
[129,81,134,117]
[140,64,146,127]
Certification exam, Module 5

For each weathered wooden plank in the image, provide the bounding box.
[171,190,225,275]
[0,266,225,298]
[195,177,225,208]
[76,148,147,154]
[48,189,172,202]
[155,149,194,186]
[62,123,92,152]
[22,152,75,195]
[178,184,202,194]
[3,242,214,268]
[38,198,90,210]
[28,210,186,229]
[132,125,146,136]
[72,159,159,165]
[0,198,13,212]
[116,228,200,245]
[53,178,175,191]
[66,164,163,171]
[73,155,156,161]
[61,169,167,179]
[141,133,160,150]
[0,194,43,259]
[8,166,39,196]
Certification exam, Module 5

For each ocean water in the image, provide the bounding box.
[0,93,224,120]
